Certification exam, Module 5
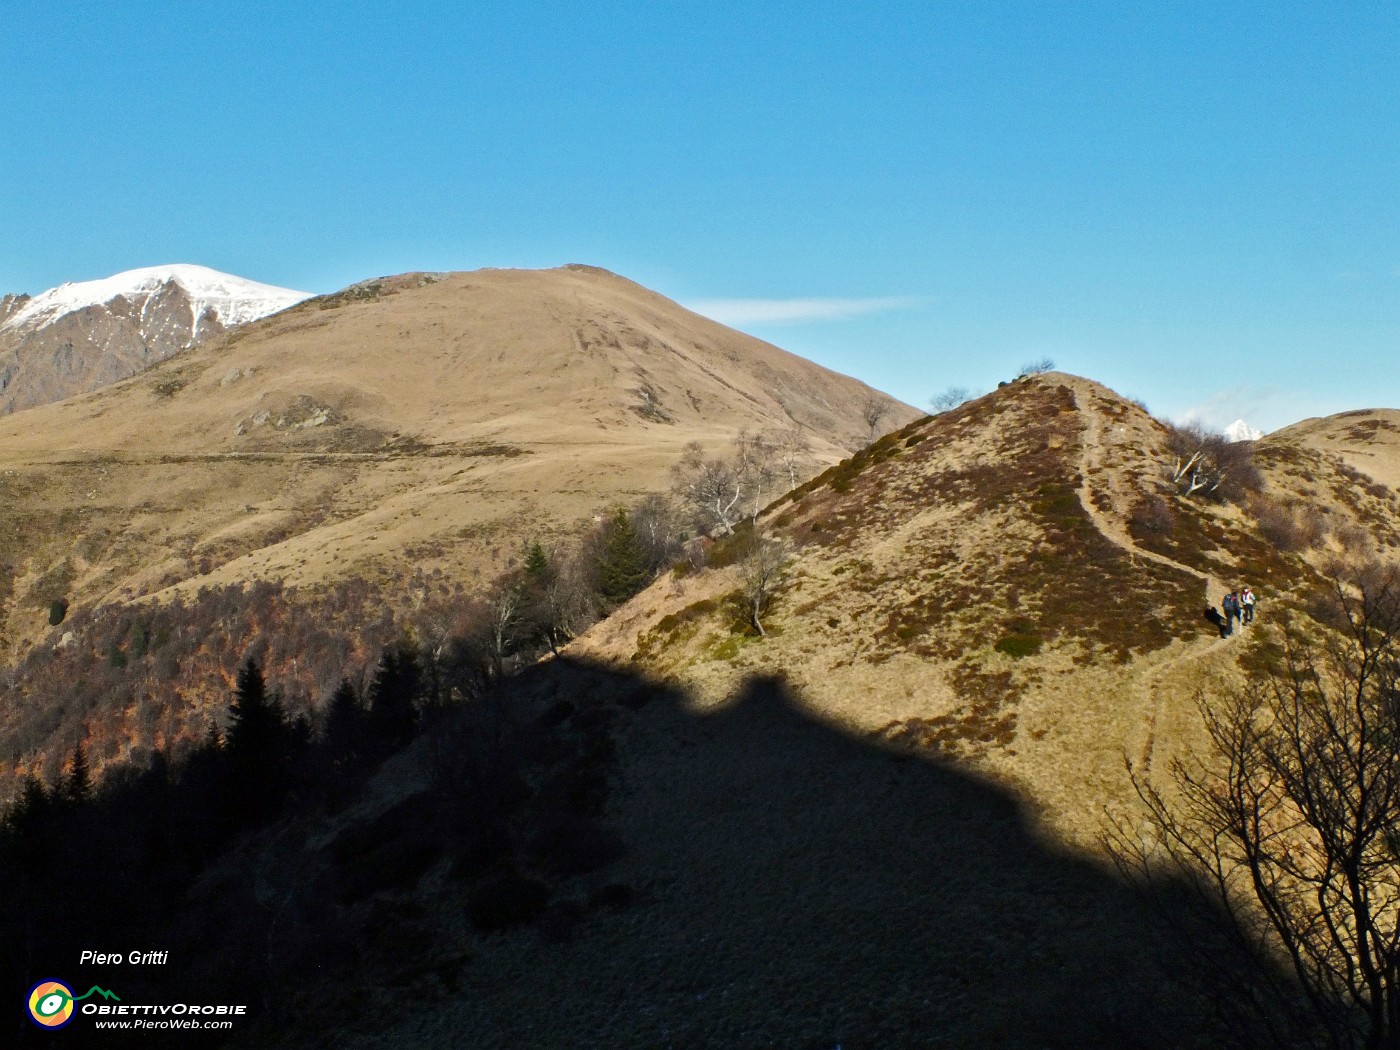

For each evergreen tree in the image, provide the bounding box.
[225,658,291,823]
[597,508,649,607]
[324,680,363,759]
[61,743,92,806]
[524,540,549,577]
[367,645,423,757]
[228,659,280,758]
[7,774,51,838]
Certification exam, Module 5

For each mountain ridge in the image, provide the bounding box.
[565,372,1400,843]
[0,264,918,663]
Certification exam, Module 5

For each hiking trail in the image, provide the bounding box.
[1071,389,1240,780]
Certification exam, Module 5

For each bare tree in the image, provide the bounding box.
[773,425,813,491]
[737,531,791,637]
[1164,422,1261,501]
[534,552,597,655]
[483,580,525,680]
[672,441,744,537]
[861,395,891,443]
[733,430,779,524]
[630,493,687,570]
[1018,357,1056,378]
[1111,572,1400,1049]
[931,386,974,414]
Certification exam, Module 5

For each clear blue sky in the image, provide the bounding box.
[6,2,1398,432]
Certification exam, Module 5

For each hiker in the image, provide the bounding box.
[1241,586,1256,625]
[1222,592,1239,635]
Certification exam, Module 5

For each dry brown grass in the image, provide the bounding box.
[0,266,918,662]
[564,374,1399,849]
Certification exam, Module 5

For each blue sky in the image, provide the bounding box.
[6,2,1398,432]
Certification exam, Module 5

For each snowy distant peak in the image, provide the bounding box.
[1225,419,1263,442]
[1,264,313,334]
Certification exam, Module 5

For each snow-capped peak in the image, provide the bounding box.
[1224,418,1263,442]
[1,264,313,335]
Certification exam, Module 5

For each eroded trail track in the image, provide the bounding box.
[1071,390,1237,779]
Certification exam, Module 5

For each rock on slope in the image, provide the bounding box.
[0,264,311,415]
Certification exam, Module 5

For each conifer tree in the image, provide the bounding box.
[62,743,92,806]
[225,658,291,823]
[323,678,369,784]
[597,508,649,607]
[524,540,549,577]
[367,645,423,757]
[228,659,280,759]
[7,774,51,838]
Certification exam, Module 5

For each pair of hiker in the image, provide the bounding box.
[1221,587,1256,636]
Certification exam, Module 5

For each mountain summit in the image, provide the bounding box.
[0,264,311,414]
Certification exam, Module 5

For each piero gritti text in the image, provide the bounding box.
[80,949,169,965]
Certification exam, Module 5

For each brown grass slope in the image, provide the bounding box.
[571,372,1398,845]
[0,265,917,660]
[1267,407,1400,492]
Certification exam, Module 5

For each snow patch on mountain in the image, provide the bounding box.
[1,265,312,335]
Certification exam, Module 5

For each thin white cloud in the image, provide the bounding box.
[1176,385,1341,437]
[685,296,921,326]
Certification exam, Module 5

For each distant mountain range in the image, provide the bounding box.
[0,264,310,415]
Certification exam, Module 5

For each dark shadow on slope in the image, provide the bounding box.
[4,651,1308,1049]
[325,658,1297,1050]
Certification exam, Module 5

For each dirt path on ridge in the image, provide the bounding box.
[1071,391,1239,780]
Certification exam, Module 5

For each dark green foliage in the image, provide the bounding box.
[6,773,51,837]
[597,508,649,606]
[47,598,68,626]
[225,658,296,825]
[228,659,277,755]
[323,679,367,774]
[524,540,549,577]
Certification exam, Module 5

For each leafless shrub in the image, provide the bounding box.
[1254,502,1308,553]
[1129,495,1174,536]
[861,395,891,442]
[1163,422,1262,502]
[1017,357,1056,378]
[931,386,974,414]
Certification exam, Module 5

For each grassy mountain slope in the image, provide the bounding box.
[570,373,1400,843]
[1268,408,1400,491]
[0,265,916,662]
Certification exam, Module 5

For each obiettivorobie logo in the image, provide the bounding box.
[27,980,120,1029]
[25,978,246,1032]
